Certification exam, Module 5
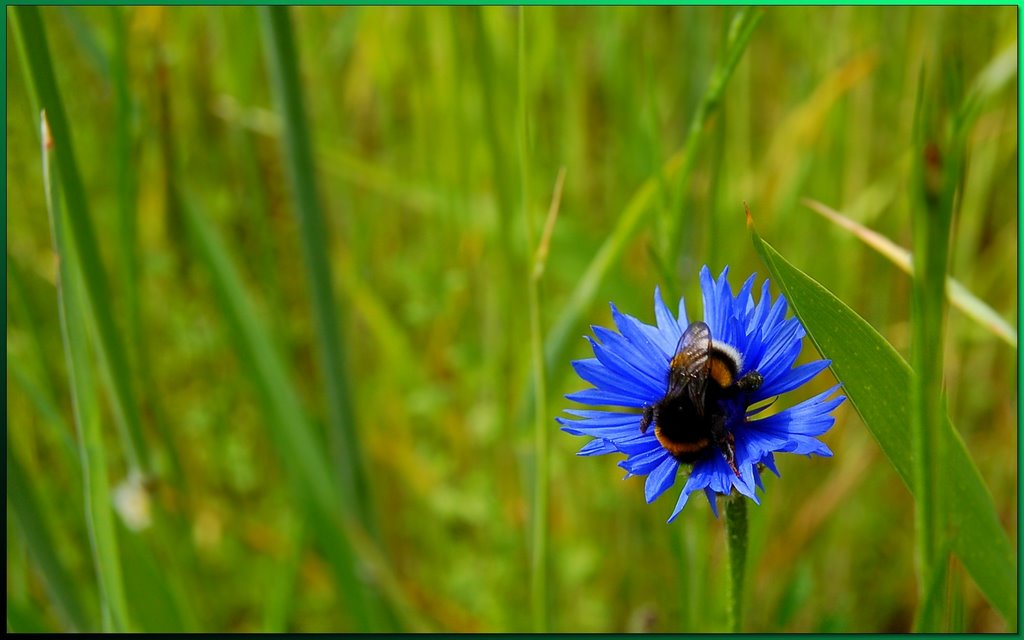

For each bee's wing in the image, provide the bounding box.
[667,321,712,415]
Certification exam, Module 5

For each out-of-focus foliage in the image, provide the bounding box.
[6,6,1016,632]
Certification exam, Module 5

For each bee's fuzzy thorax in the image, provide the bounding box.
[710,341,743,374]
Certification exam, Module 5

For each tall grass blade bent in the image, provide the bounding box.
[802,198,1016,349]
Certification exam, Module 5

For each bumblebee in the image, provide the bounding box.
[640,321,763,477]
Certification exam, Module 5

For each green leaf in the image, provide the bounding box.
[750,222,1016,629]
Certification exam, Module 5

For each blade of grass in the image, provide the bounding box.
[262,516,305,632]
[527,167,565,633]
[8,537,31,621]
[107,7,187,489]
[471,8,516,229]
[749,220,1016,629]
[542,8,760,381]
[909,68,948,632]
[11,6,149,474]
[542,149,681,373]
[661,7,762,262]
[467,7,517,500]
[109,6,140,397]
[41,111,131,632]
[7,599,54,634]
[8,259,95,629]
[8,360,74,450]
[7,448,94,632]
[7,256,62,407]
[259,4,373,533]
[56,7,111,84]
[211,98,455,217]
[116,519,192,632]
[957,42,1017,128]
[802,198,1016,349]
[182,195,427,632]
[945,558,966,632]
[181,194,366,627]
[7,257,80,465]
[518,9,547,633]
[909,51,993,628]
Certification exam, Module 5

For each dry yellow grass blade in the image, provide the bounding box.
[803,197,1016,349]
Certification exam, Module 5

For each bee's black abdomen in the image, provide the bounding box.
[647,322,760,475]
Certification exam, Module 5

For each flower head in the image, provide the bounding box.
[558,266,844,521]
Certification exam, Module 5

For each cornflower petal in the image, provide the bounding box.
[561,266,844,520]
[610,305,670,367]
[653,287,684,346]
[645,456,679,503]
[564,388,650,408]
[588,337,665,395]
[577,439,619,456]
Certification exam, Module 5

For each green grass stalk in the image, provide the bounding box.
[528,206,552,630]
[181,196,373,630]
[909,67,957,632]
[468,7,517,475]
[534,8,760,402]
[259,6,373,530]
[41,111,131,632]
[10,6,149,475]
[108,7,188,489]
[908,69,940,632]
[724,496,748,632]
[7,258,79,457]
[7,257,62,407]
[262,517,306,632]
[518,9,549,633]
[183,194,430,631]
[661,7,762,264]
[7,450,93,632]
[110,6,138,368]
[528,168,566,633]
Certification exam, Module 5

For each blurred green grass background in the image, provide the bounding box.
[6,6,1017,633]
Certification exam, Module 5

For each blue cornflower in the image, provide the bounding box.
[558,266,844,521]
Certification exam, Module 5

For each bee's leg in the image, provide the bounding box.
[735,370,763,393]
[640,405,655,433]
[710,414,741,478]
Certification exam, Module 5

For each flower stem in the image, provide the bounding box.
[724,496,748,633]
